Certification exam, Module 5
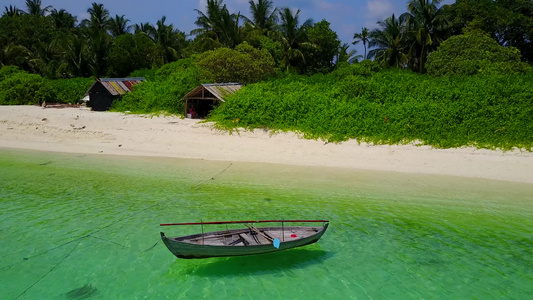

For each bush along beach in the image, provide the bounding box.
[209,64,533,151]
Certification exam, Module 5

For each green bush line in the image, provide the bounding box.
[0,66,92,105]
[208,68,533,150]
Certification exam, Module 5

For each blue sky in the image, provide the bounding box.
[4,0,455,56]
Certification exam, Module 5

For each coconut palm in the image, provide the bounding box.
[401,0,450,72]
[49,9,76,29]
[0,43,31,67]
[109,15,132,37]
[336,43,361,65]
[24,0,51,16]
[134,22,155,39]
[246,0,278,34]
[193,0,242,48]
[277,7,313,70]
[81,3,111,76]
[61,34,90,77]
[352,27,369,60]
[155,16,186,63]
[368,14,409,68]
[192,0,226,38]
[82,3,110,32]
[3,5,24,17]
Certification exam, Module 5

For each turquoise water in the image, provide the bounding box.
[1,149,532,299]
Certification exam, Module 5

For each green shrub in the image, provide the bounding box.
[209,69,533,150]
[45,77,93,104]
[194,42,276,84]
[426,30,531,76]
[128,68,158,81]
[0,67,52,105]
[113,58,205,114]
[0,65,25,81]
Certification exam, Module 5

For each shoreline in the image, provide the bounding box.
[1,105,532,183]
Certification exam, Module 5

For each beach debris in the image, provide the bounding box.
[118,144,122,147]
[70,124,75,127]
[64,284,98,299]
[42,118,48,121]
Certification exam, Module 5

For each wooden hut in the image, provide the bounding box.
[183,83,243,118]
[85,78,144,111]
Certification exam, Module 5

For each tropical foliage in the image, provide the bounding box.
[209,65,533,150]
[0,66,91,105]
[1,0,532,150]
[195,42,276,84]
[112,59,205,114]
[426,30,531,76]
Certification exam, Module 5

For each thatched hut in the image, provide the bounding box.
[183,83,243,118]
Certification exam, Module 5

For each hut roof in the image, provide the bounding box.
[87,78,145,96]
[184,83,243,102]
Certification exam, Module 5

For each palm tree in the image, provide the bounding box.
[81,3,111,76]
[3,5,24,17]
[29,39,61,76]
[155,16,186,63]
[368,14,409,68]
[336,43,361,65]
[193,0,242,48]
[61,34,89,77]
[401,0,450,72]
[83,3,110,32]
[109,15,132,37]
[134,22,155,39]
[352,27,369,60]
[24,0,51,16]
[0,43,31,67]
[192,0,225,38]
[49,9,76,29]
[277,7,313,70]
[246,0,278,34]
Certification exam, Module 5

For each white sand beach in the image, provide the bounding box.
[1,105,532,183]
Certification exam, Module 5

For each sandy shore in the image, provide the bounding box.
[1,105,532,183]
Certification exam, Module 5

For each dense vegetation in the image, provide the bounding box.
[210,63,533,150]
[1,0,532,150]
[0,66,92,105]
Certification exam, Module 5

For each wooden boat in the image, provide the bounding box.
[160,220,329,259]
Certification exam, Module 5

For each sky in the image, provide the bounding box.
[3,0,455,56]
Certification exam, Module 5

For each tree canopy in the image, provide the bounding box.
[0,0,530,79]
[426,30,530,76]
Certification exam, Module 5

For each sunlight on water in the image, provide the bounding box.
[1,149,532,299]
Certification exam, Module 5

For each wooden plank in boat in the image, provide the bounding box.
[264,231,279,239]
[255,233,270,244]
[239,233,258,245]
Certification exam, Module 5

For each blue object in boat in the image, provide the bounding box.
[273,238,280,249]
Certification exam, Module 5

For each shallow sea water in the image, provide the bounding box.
[1,148,532,300]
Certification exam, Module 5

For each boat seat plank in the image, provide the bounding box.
[239,233,258,245]
[255,233,270,244]
[264,231,280,239]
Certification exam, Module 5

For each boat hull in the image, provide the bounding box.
[161,223,328,259]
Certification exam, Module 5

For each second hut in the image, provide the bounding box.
[183,83,243,118]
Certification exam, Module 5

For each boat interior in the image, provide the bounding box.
[175,225,323,246]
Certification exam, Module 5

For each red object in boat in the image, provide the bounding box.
[291,234,297,238]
